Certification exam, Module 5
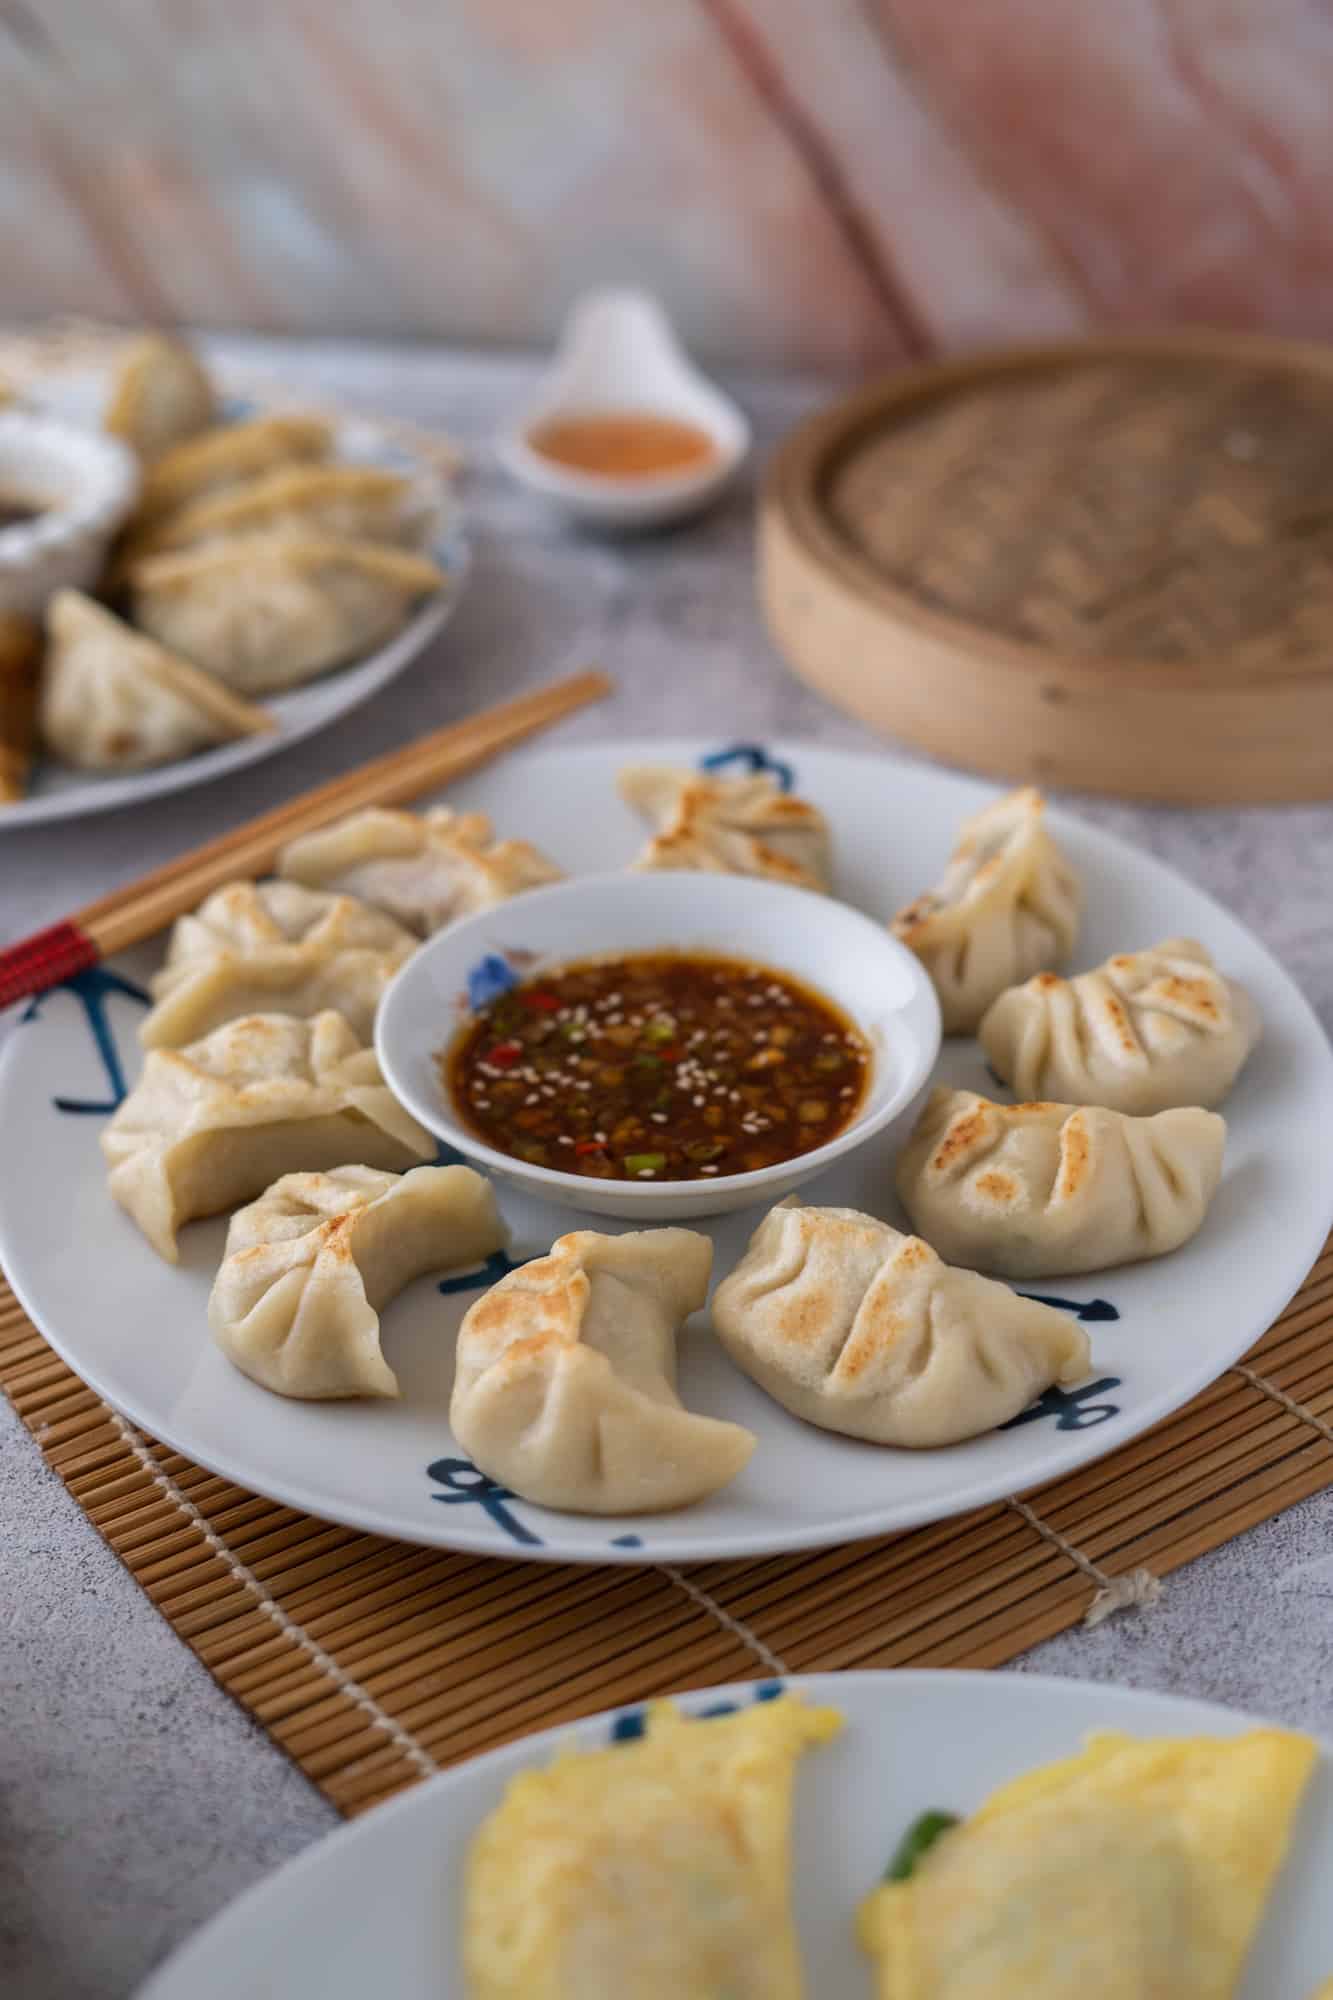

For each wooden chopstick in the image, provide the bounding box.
[0,668,611,1007]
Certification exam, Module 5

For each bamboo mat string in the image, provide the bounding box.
[105,1407,442,1782]
[657,1566,789,1677]
[1007,1496,1163,1630]
[1230,1364,1333,1450]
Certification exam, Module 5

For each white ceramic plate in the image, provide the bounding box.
[0,408,465,830]
[136,1669,1333,1999]
[1,742,1331,1565]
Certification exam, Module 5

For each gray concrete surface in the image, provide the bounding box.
[3,338,1332,1998]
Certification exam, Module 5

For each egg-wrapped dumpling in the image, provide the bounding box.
[466,1694,842,2000]
[859,1727,1316,1998]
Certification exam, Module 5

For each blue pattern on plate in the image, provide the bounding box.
[466,954,519,1011]
[425,1457,542,1546]
[609,1679,785,1745]
[698,743,795,793]
[1019,1292,1120,1324]
[1001,1376,1123,1431]
[23,966,151,1114]
[437,1247,536,1297]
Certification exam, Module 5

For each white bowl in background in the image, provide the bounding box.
[375,871,941,1220]
[0,412,139,616]
[497,288,750,530]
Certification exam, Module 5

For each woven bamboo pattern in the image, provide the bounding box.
[828,354,1333,666]
[5,1233,1333,1817]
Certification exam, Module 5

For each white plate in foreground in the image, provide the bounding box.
[137,1669,1333,1999]
[1,742,1330,1563]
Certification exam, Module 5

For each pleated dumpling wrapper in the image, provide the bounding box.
[620,763,832,890]
[104,331,216,461]
[450,1228,756,1513]
[210,1164,504,1399]
[102,1010,432,1262]
[980,937,1261,1117]
[131,413,334,527]
[891,788,1081,1035]
[277,805,564,935]
[711,1199,1089,1447]
[140,879,416,1049]
[126,462,433,560]
[128,537,445,695]
[466,1693,842,2000]
[859,1726,1317,1999]
[895,1087,1226,1278]
[39,590,272,772]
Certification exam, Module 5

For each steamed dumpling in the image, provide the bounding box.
[892,788,1081,1035]
[451,1228,756,1514]
[979,938,1261,1115]
[140,879,416,1049]
[128,537,445,694]
[210,1164,505,1399]
[132,414,334,526]
[859,1728,1316,1999]
[104,332,215,460]
[711,1199,1089,1447]
[277,805,564,934]
[102,1010,432,1261]
[620,764,831,890]
[126,462,431,559]
[39,589,272,771]
[466,1694,842,2000]
[895,1087,1226,1278]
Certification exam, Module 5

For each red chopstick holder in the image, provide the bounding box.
[0,921,100,1010]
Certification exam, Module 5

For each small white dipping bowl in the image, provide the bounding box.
[0,412,139,616]
[375,872,941,1220]
[498,288,750,531]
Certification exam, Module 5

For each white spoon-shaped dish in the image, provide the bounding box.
[499,287,750,529]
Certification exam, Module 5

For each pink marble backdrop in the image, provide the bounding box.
[5,0,1333,368]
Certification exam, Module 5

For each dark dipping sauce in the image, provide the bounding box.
[443,952,871,1182]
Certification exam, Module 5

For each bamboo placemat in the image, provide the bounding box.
[5,1233,1333,1817]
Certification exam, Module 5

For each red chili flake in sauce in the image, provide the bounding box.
[440,951,871,1181]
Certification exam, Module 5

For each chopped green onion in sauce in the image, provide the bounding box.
[443,951,871,1182]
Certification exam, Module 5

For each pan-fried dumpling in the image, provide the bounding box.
[859,1727,1316,1999]
[126,463,432,559]
[711,1199,1089,1447]
[980,938,1261,1115]
[451,1229,756,1514]
[891,788,1081,1034]
[39,589,272,771]
[210,1163,505,1399]
[896,1087,1226,1278]
[466,1694,842,2000]
[140,880,416,1049]
[620,764,831,890]
[128,537,445,694]
[132,414,334,526]
[104,332,216,460]
[102,1010,432,1261]
[276,806,564,935]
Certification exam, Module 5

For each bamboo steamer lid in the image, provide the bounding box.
[760,332,1333,803]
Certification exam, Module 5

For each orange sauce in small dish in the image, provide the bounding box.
[527,411,717,481]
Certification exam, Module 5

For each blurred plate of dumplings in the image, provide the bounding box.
[1,325,463,828]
